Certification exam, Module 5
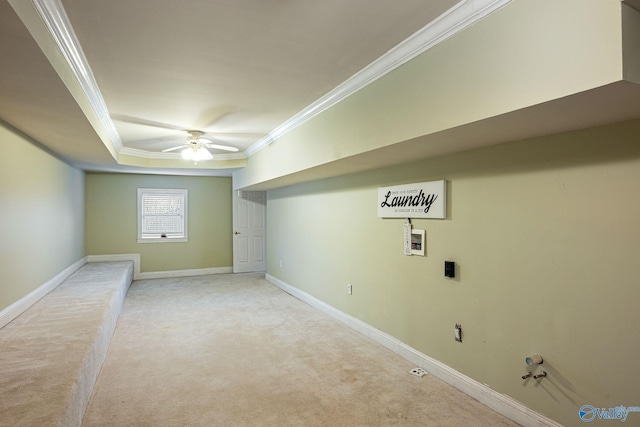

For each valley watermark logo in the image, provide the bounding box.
[579,405,640,422]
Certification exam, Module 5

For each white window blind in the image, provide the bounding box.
[137,188,188,242]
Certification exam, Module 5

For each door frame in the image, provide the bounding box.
[232,190,267,273]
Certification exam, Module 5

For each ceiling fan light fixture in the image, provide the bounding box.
[181,147,193,160]
[194,148,213,161]
[181,146,213,161]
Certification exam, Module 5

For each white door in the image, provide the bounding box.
[233,190,267,273]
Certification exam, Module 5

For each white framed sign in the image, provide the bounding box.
[378,180,446,219]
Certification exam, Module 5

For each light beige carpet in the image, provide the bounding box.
[83,273,519,426]
[0,262,133,427]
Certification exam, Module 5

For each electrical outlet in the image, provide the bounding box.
[409,367,428,377]
[347,284,352,295]
[454,323,462,342]
[279,260,283,268]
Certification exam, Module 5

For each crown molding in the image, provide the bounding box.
[31,0,123,152]
[30,0,512,162]
[245,0,512,157]
[119,147,246,161]
[29,0,248,164]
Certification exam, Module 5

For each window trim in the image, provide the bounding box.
[137,188,188,243]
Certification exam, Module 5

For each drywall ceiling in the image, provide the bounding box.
[3,0,639,185]
[0,0,116,165]
[626,0,640,11]
[1,0,459,174]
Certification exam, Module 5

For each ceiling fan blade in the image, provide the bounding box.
[162,144,188,153]
[192,106,237,130]
[201,142,239,152]
[111,114,184,132]
[198,136,239,152]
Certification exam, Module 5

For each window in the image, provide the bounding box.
[137,188,188,243]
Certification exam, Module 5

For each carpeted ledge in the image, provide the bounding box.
[0,261,133,427]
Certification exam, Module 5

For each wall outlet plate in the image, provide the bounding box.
[455,323,462,342]
[409,367,428,377]
[445,261,455,278]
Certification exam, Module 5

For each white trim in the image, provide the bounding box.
[31,0,123,152]
[245,0,513,156]
[87,254,141,279]
[136,266,233,281]
[0,257,88,329]
[137,237,188,243]
[32,0,512,162]
[265,273,562,427]
[119,147,247,161]
[86,254,232,280]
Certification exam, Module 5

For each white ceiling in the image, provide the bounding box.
[1,0,461,173]
[3,0,640,183]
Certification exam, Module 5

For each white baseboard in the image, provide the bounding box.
[136,266,233,280]
[265,273,562,427]
[0,257,88,329]
[86,254,232,280]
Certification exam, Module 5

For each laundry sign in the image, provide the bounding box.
[377,180,446,219]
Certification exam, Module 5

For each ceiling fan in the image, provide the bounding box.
[111,113,265,159]
[162,130,239,161]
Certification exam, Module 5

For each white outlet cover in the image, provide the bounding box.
[409,367,428,377]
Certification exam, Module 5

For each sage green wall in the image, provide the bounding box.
[0,123,85,313]
[267,119,640,427]
[234,0,628,190]
[85,173,232,272]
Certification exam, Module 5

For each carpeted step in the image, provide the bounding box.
[0,261,133,427]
